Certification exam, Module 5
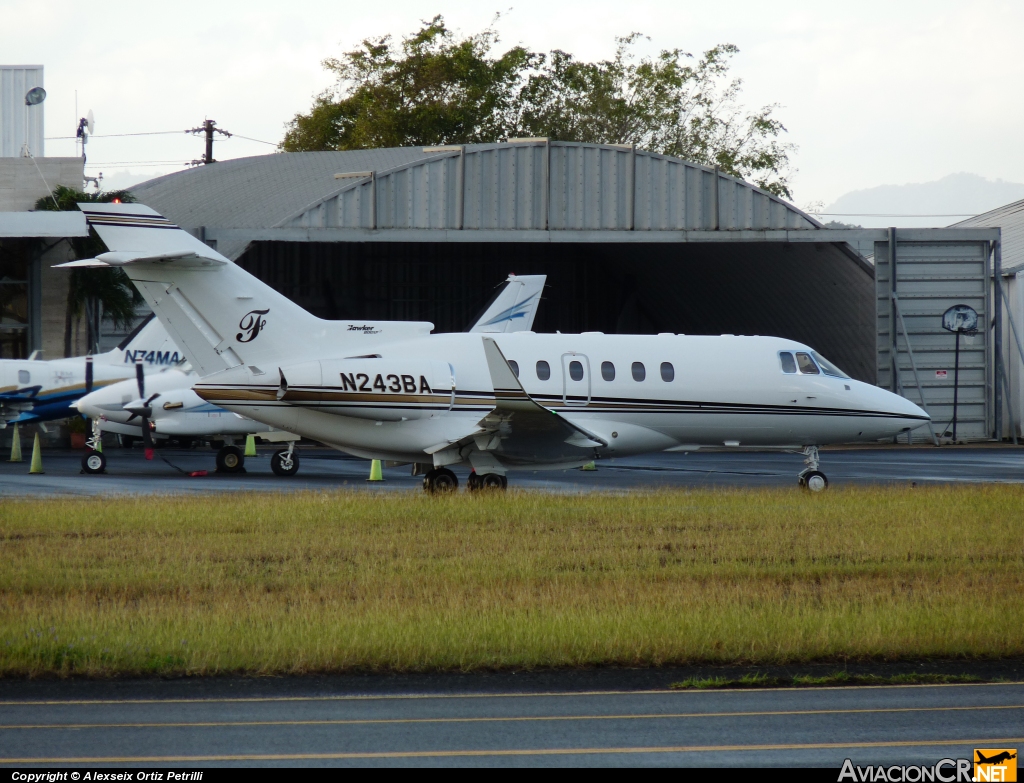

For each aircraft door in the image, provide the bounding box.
[561,353,591,406]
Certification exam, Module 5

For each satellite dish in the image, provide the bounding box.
[25,87,46,106]
[942,304,979,334]
[86,110,94,134]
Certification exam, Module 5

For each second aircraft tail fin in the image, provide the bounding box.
[468,274,546,333]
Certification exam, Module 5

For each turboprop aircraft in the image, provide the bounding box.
[73,274,546,476]
[0,314,183,427]
[60,203,930,492]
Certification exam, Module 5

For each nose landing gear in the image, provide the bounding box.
[798,446,829,492]
[270,442,300,476]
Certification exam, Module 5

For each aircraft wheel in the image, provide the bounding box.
[480,473,506,490]
[467,471,482,491]
[423,468,458,493]
[802,470,828,492]
[216,445,245,473]
[270,449,300,477]
[81,450,106,475]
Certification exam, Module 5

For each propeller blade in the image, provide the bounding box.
[135,359,145,399]
[142,416,154,460]
[85,356,94,394]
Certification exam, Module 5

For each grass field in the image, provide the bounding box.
[1,485,1022,677]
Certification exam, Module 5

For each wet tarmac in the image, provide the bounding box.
[0,444,1021,496]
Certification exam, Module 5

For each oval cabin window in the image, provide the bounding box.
[17,370,30,384]
[601,361,615,381]
[660,362,674,382]
[631,362,646,382]
[536,360,550,381]
[568,360,584,381]
[508,360,519,378]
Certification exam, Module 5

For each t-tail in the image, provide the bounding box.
[60,204,433,377]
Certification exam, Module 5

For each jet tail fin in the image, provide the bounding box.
[469,274,545,333]
[66,203,432,378]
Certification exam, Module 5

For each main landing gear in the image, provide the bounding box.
[466,470,507,491]
[216,445,245,473]
[423,467,458,493]
[798,446,829,492]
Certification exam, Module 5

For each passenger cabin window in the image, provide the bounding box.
[811,351,850,379]
[795,352,820,374]
[536,360,550,381]
[779,352,797,374]
[631,362,646,382]
[568,360,584,381]
[601,361,615,381]
[508,360,519,378]
[17,370,29,384]
[660,362,674,382]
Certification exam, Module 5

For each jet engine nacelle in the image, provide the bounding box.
[280,358,456,422]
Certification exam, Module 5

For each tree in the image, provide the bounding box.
[35,186,144,356]
[283,18,795,198]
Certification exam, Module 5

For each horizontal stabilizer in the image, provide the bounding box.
[54,250,225,269]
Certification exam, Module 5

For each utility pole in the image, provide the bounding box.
[188,119,232,165]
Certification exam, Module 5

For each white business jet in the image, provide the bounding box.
[73,274,546,476]
[60,204,929,492]
[0,315,183,428]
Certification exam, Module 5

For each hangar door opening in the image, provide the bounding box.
[236,238,877,383]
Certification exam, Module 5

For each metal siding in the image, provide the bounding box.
[1,66,44,158]
[876,239,991,440]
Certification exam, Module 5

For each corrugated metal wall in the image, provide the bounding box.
[876,239,992,440]
[0,66,44,158]
[282,141,817,232]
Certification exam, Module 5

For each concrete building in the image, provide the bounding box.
[0,65,87,359]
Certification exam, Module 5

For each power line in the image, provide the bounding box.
[45,130,186,140]
[816,212,978,218]
[228,133,278,146]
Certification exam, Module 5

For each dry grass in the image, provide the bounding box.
[1,485,1022,677]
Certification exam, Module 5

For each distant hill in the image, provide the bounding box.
[823,173,1024,228]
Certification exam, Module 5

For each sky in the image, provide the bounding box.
[3,0,1023,219]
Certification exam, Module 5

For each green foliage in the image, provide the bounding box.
[35,186,144,354]
[283,18,795,198]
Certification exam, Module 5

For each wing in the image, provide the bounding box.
[473,337,605,465]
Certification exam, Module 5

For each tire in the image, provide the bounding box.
[467,472,482,491]
[803,470,828,492]
[481,473,506,490]
[270,449,300,477]
[424,468,458,493]
[216,445,245,473]
[81,450,106,474]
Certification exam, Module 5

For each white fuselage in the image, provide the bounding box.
[194,332,928,468]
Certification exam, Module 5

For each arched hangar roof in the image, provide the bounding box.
[132,140,830,260]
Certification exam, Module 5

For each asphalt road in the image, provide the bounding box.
[0,444,1022,496]
[1,679,1021,767]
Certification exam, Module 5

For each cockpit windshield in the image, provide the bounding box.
[811,351,850,379]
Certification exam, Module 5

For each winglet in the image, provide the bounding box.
[481,338,531,403]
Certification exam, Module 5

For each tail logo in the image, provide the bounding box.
[237,309,269,343]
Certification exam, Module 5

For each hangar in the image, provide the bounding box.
[129,140,1005,440]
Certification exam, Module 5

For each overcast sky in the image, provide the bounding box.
[4,0,1022,215]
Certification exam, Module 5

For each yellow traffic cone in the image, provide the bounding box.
[580,461,597,471]
[367,459,384,481]
[244,434,257,457]
[8,424,22,462]
[28,433,43,474]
